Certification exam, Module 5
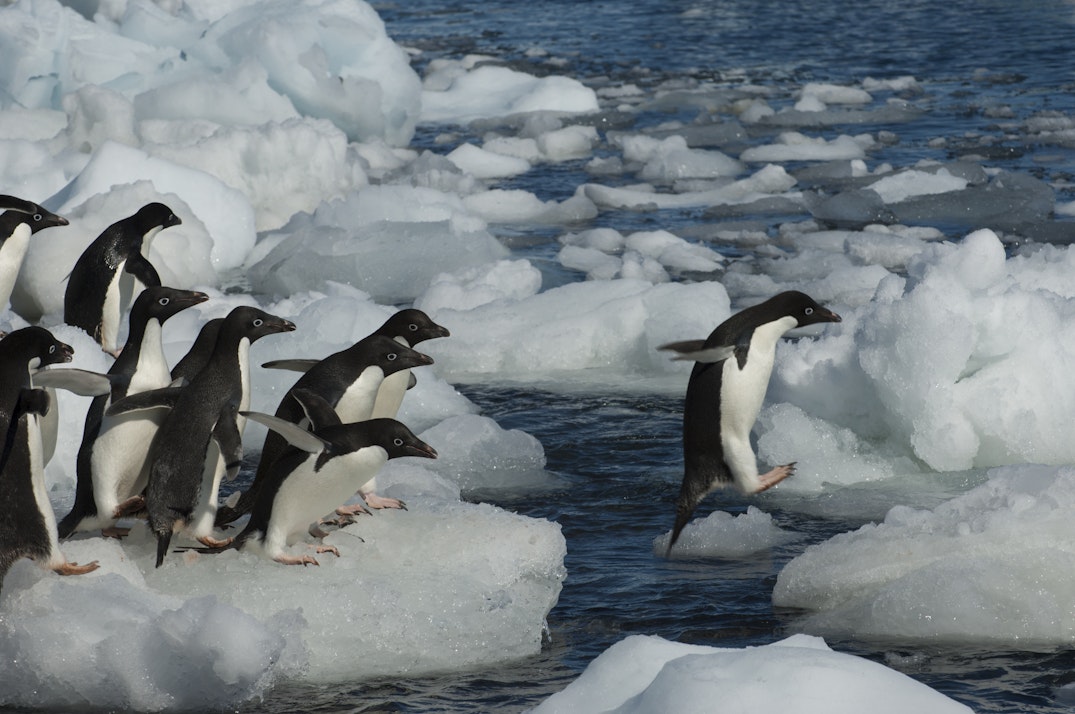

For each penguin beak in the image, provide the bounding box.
[431,324,451,339]
[406,441,438,460]
[274,319,297,334]
[58,343,74,363]
[179,291,210,308]
[821,308,842,323]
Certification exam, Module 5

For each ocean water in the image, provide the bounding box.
[245,1,1075,711]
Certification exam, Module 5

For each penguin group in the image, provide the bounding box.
[0,195,446,589]
[0,190,844,587]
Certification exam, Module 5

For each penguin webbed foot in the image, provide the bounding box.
[274,553,319,567]
[334,502,372,519]
[101,526,131,539]
[315,545,340,558]
[112,494,146,519]
[197,534,234,549]
[53,560,99,576]
[360,493,407,511]
[754,462,796,493]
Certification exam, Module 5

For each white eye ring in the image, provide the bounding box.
[33,213,42,221]
[253,318,264,327]
[387,353,397,361]
[804,307,814,315]
[48,345,56,354]
[393,438,404,447]
[408,323,418,331]
[159,297,170,306]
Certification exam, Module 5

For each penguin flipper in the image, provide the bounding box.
[261,358,318,373]
[105,385,183,417]
[240,411,329,454]
[407,372,418,390]
[31,368,115,397]
[213,406,243,481]
[289,388,341,431]
[125,253,161,288]
[658,339,734,364]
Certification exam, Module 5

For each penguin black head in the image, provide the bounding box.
[363,334,435,376]
[366,418,438,461]
[766,291,842,328]
[0,326,73,370]
[377,309,451,345]
[133,286,210,324]
[225,305,297,342]
[0,204,68,236]
[131,202,182,232]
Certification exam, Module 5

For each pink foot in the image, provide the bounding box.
[274,553,319,566]
[361,492,407,510]
[335,502,371,518]
[755,462,796,493]
[315,545,340,557]
[197,535,233,548]
[54,560,99,576]
[112,495,146,519]
[101,526,130,539]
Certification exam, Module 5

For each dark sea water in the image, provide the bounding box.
[249,1,1075,711]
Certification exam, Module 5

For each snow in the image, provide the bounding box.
[0,0,1074,709]
[530,634,972,714]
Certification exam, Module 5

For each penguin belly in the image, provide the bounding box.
[0,224,30,309]
[89,410,165,525]
[369,368,409,419]
[334,368,385,422]
[26,415,63,569]
[716,317,795,492]
[99,265,127,354]
[261,449,387,558]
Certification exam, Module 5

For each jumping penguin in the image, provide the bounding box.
[63,202,181,355]
[104,305,295,567]
[57,286,209,539]
[658,291,841,555]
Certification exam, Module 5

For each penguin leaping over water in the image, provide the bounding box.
[658,291,841,555]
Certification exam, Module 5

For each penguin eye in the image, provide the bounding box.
[387,352,398,361]
[393,438,404,447]
[408,323,418,331]
[253,318,264,327]
[804,307,814,316]
[32,213,42,221]
[159,297,170,306]
[48,345,56,354]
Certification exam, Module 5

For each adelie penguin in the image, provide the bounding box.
[0,197,68,312]
[658,291,841,555]
[64,202,181,356]
[215,328,437,527]
[0,328,105,588]
[104,305,295,567]
[57,286,209,540]
[199,389,437,566]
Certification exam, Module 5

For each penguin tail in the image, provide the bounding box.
[666,470,713,558]
[155,529,174,568]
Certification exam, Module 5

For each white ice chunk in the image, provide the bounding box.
[740,132,872,162]
[866,168,969,204]
[446,143,532,179]
[655,506,799,558]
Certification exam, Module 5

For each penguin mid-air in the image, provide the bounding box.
[104,305,295,567]
[658,291,842,555]
[63,202,181,356]
[214,332,435,527]
[211,389,437,566]
[57,287,209,540]
[0,328,102,586]
[0,199,68,311]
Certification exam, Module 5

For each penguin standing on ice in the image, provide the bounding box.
[215,331,435,527]
[64,202,181,355]
[0,328,102,586]
[209,389,437,566]
[0,198,68,311]
[105,306,295,567]
[57,286,209,539]
[658,291,841,554]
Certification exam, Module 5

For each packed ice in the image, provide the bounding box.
[0,0,1073,710]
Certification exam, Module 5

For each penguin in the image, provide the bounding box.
[170,317,223,384]
[214,333,434,527]
[105,305,295,567]
[208,389,437,566]
[0,200,68,311]
[57,286,209,539]
[0,328,100,586]
[63,202,181,356]
[658,291,841,554]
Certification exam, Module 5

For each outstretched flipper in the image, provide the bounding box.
[105,385,184,418]
[31,368,115,397]
[240,411,330,454]
[261,358,319,373]
[657,339,734,364]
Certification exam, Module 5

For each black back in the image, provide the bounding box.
[170,318,223,384]
[372,309,450,347]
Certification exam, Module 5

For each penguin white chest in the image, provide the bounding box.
[718,316,798,440]
[0,223,31,307]
[335,367,385,422]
